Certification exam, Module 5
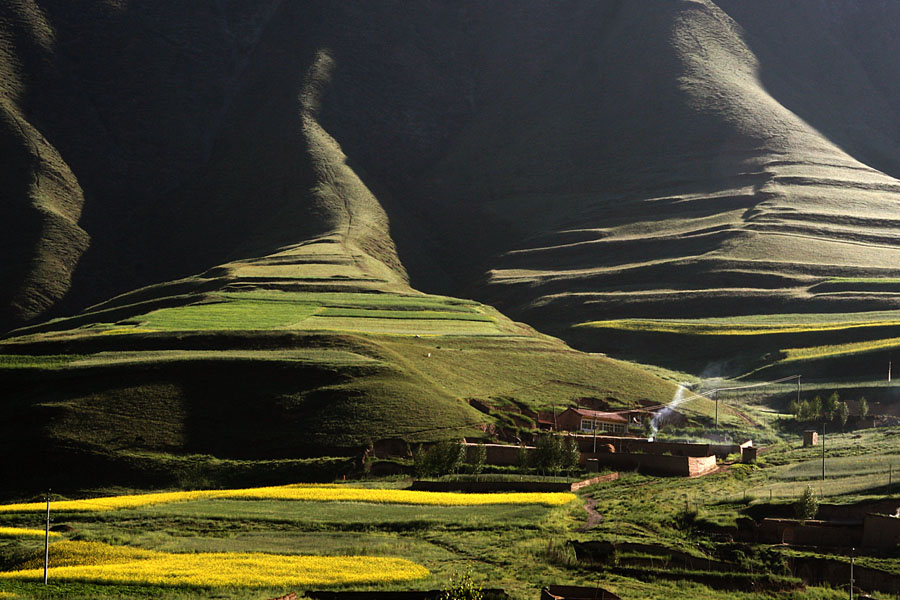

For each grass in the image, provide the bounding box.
[571,309,900,379]
[140,300,320,331]
[0,281,679,494]
[782,336,900,362]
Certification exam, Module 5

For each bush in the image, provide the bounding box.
[859,396,869,419]
[794,485,818,523]
[440,568,483,600]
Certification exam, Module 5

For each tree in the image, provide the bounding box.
[859,396,869,420]
[794,485,819,523]
[532,433,581,474]
[469,443,487,474]
[787,398,800,419]
[810,395,823,420]
[533,433,564,474]
[562,435,580,473]
[413,440,465,477]
[797,399,813,422]
[824,392,839,422]
[516,443,530,471]
[838,401,850,431]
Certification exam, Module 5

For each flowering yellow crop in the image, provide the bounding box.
[0,541,428,587]
[0,527,60,538]
[98,327,158,335]
[0,485,576,513]
[227,486,578,507]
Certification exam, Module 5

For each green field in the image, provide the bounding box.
[0,230,680,493]
[0,479,872,600]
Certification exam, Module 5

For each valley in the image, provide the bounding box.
[3,0,900,598]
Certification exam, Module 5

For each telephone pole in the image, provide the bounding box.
[43,491,50,584]
[714,389,719,431]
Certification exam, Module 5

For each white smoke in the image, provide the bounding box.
[648,383,690,441]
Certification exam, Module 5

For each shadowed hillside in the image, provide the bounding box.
[3,0,900,481]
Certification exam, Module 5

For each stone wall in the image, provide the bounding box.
[572,435,741,458]
[463,443,531,466]
[757,518,863,547]
[862,513,900,548]
[582,452,716,477]
[818,499,899,521]
[790,556,900,595]
[541,585,621,600]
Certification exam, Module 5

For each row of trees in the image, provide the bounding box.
[787,391,868,429]
[413,434,581,477]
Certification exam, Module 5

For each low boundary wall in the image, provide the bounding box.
[573,435,745,458]
[305,590,510,600]
[411,472,619,493]
[541,585,621,600]
[790,556,900,594]
[583,452,716,477]
[462,443,716,477]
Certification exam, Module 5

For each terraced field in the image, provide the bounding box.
[0,231,678,493]
[570,310,900,378]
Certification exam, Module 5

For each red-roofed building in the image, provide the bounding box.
[557,408,628,435]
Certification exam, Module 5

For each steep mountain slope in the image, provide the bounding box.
[0,3,683,490]
[413,0,900,327]
[4,2,900,390]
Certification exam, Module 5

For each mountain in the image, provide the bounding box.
[3,0,900,487]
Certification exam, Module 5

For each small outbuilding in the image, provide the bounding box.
[803,430,819,447]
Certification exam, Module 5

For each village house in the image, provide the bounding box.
[557,408,628,435]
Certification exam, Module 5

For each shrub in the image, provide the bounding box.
[838,401,850,430]
[440,568,483,600]
[794,485,818,523]
[859,396,869,419]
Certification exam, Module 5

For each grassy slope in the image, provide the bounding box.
[5,1,900,383]
[0,58,678,491]
[389,1,900,379]
[0,2,89,331]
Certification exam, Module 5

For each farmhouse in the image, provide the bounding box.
[558,408,628,435]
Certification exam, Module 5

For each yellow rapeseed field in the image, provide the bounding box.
[783,336,900,362]
[576,318,900,336]
[0,485,576,513]
[98,327,158,335]
[0,541,428,587]
[0,527,59,538]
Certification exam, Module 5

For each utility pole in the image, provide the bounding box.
[849,547,855,600]
[43,490,50,585]
[714,389,719,431]
[822,423,826,482]
[797,375,801,405]
[593,418,597,453]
